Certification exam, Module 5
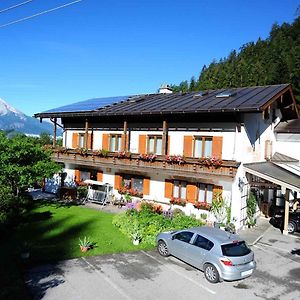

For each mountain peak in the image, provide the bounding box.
[0,98,25,118]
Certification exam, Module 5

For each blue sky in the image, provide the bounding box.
[0,0,299,116]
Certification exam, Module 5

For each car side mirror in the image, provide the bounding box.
[171,236,175,240]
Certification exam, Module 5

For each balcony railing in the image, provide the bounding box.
[52,148,240,179]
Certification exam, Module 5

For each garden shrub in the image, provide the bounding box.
[113,206,204,245]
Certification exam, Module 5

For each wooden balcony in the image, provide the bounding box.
[52,149,240,180]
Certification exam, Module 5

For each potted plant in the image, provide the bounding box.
[131,231,142,245]
[211,192,227,228]
[79,236,92,252]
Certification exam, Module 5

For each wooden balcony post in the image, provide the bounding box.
[53,118,57,147]
[162,120,168,155]
[123,120,128,151]
[84,119,89,149]
[283,188,290,235]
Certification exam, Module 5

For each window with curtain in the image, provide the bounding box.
[173,180,187,199]
[78,133,85,148]
[110,134,122,152]
[193,136,213,157]
[198,183,213,204]
[147,135,163,155]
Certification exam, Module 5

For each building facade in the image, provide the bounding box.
[35,84,299,230]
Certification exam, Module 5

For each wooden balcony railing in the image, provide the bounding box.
[52,149,240,179]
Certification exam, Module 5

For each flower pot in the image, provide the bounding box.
[133,239,140,246]
[80,246,89,252]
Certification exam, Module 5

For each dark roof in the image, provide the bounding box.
[244,162,300,192]
[35,84,297,118]
[275,118,300,133]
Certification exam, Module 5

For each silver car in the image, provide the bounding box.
[156,226,256,283]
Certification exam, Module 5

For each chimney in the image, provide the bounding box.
[159,84,173,94]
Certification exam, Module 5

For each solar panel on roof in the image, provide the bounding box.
[43,96,130,113]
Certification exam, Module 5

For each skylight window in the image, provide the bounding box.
[194,91,208,97]
[215,90,236,98]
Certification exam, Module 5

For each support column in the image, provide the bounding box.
[84,119,89,149]
[162,120,168,155]
[123,121,128,151]
[283,188,290,235]
[53,118,57,147]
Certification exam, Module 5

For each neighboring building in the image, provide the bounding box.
[35,84,300,230]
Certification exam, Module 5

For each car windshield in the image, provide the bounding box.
[221,241,251,257]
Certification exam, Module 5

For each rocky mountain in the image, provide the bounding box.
[0,98,62,136]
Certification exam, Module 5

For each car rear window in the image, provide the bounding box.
[221,241,251,257]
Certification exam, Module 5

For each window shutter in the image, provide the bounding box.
[72,133,78,148]
[143,177,150,195]
[97,171,103,182]
[114,174,122,190]
[164,179,173,198]
[74,169,81,182]
[183,136,193,157]
[102,134,109,150]
[186,183,197,204]
[138,135,147,154]
[87,133,92,150]
[213,185,223,200]
[212,136,223,159]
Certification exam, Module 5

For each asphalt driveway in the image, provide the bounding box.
[25,227,300,300]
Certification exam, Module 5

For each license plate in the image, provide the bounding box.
[241,269,253,277]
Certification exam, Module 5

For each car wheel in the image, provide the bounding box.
[288,221,297,234]
[204,263,219,283]
[157,240,170,257]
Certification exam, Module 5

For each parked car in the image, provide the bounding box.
[156,226,256,283]
[270,210,300,234]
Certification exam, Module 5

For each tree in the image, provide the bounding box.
[39,132,53,146]
[0,132,61,196]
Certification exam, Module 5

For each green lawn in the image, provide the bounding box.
[1,201,153,300]
[17,201,153,263]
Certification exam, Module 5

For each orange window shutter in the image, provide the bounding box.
[212,136,223,159]
[143,178,150,195]
[72,133,78,148]
[186,183,197,204]
[213,185,223,200]
[164,180,173,198]
[97,171,103,182]
[183,136,193,157]
[114,174,122,189]
[138,135,147,154]
[102,134,109,150]
[74,169,81,182]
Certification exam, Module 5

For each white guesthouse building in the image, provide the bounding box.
[35,84,300,231]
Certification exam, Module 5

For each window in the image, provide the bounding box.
[173,180,187,199]
[221,241,251,257]
[193,235,214,250]
[122,174,144,193]
[194,136,212,158]
[147,135,162,155]
[173,231,194,243]
[78,133,85,148]
[110,134,122,152]
[198,184,213,204]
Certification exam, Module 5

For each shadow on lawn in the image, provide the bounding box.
[24,217,95,299]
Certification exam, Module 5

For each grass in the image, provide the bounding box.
[17,201,153,262]
[0,201,153,299]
